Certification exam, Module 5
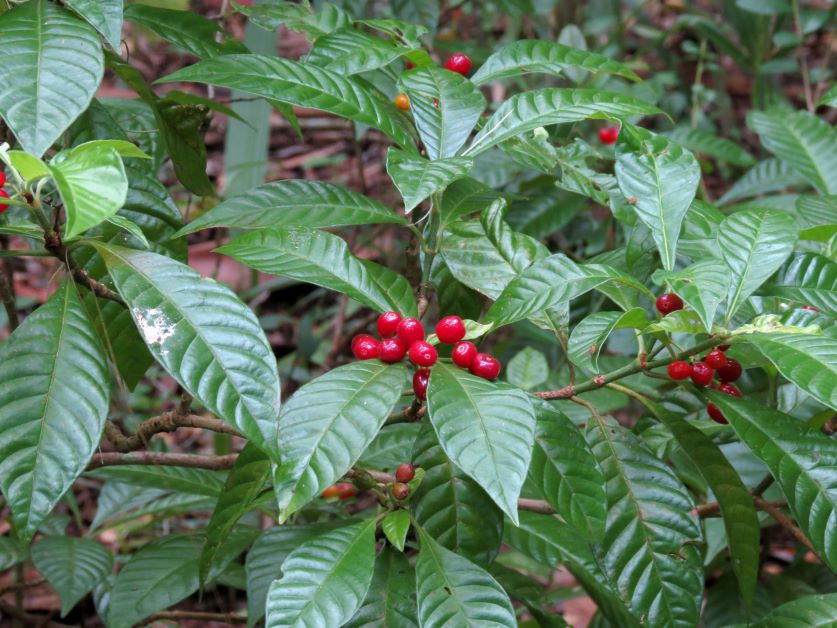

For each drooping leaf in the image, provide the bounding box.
[426,362,536,524]
[760,253,837,316]
[415,527,516,628]
[217,227,417,316]
[652,260,730,333]
[345,546,418,628]
[265,519,377,628]
[65,0,123,50]
[306,27,408,75]
[666,126,756,167]
[386,149,473,212]
[31,536,113,617]
[506,347,549,390]
[94,244,281,456]
[273,361,408,521]
[86,465,225,498]
[381,510,411,553]
[0,0,104,157]
[176,180,405,236]
[746,593,837,627]
[568,308,649,372]
[717,158,809,206]
[0,281,109,542]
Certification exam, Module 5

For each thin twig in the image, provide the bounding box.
[105,414,241,452]
[0,262,18,331]
[43,231,125,305]
[755,496,817,553]
[87,451,239,471]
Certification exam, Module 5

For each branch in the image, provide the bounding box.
[135,611,247,626]
[43,231,125,305]
[87,451,238,471]
[105,413,241,452]
[754,496,817,554]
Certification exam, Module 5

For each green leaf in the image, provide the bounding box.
[65,0,123,50]
[652,260,730,333]
[586,416,704,627]
[568,308,649,372]
[466,89,663,156]
[760,253,837,316]
[0,537,28,572]
[472,39,642,85]
[199,443,270,586]
[358,423,421,471]
[382,510,411,552]
[506,347,549,390]
[667,126,756,167]
[176,180,404,236]
[346,546,418,628]
[124,4,247,58]
[748,110,837,195]
[0,222,45,240]
[386,149,473,212]
[156,97,214,196]
[0,0,104,157]
[747,593,837,627]
[615,125,701,270]
[158,55,416,151]
[719,209,798,320]
[426,362,535,524]
[5,150,51,184]
[415,527,516,627]
[440,178,501,228]
[68,139,150,160]
[265,519,377,627]
[708,394,837,570]
[796,195,837,241]
[306,27,407,75]
[410,422,503,566]
[745,333,837,409]
[106,215,149,249]
[217,227,417,316]
[398,66,486,160]
[717,158,809,206]
[0,281,109,542]
[31,536,113,617]
[94,244,281,455]
[273,361,408,521]
[86,465,225,497]
[528,398,607,541]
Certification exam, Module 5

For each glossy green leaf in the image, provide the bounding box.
[796,195,837,241]
[386,149,473,212]
[410,422,503,566]
[761,253,837,316]
[106,215,149,249]
[398,66,486,160]
[748,110,837,195]
[466,89,663,156]
[678,201,725,261]
[4,150,51,184]
[307,27,407,75]
[568,308,648,371]
[65,0,123,50]
[717,158,809,206]
[506,347,549,390]
[176,180,404,236]
[234,2,350,37]
[217,227,417,316]
[86,465,225,498]
[265,519,377,628]
[427,362,535,524]
[652,260,730,333]
[719,209,799,320]
[667,126,756,167]
[158,55,416,150]
[0,222,44,240]
[415,527,516,628]
[472,39,641,84]
[156,97,213,196]
[0,537,28,572]
[587,416,704,627]
[0,281,109,542]
[747,593,837,627]
[440,178,501,228]
[709,394,837,570]
[95,244,281,456]
[346,546,418,628]
[31,536,113,617]
[0,0,104,157]
[615,125,701,270]
[358,423,421,471]
[382,510,411,552]
[273,361,408,521]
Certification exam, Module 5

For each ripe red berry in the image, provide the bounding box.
[435,315,466,344]
[0,189,8,213]
[377,311,402,338]
[717,358,742,383]
[352,335,379,360]
[396,317,425,345]
[444,53,472,75]
[379,338,407,363]
[718,382,742,397]
[705,349,727,370]
[452,341,477,368]
[667,361,692,380]
[470,353,501,380]
[0,170,6,187]
[656,293,684,315]
[598,125,620,145]
[405,60,415,69]
[802,305,819,312]
[395,463,415,483]
[690,362,714,387]
[394,93,410,110]
[336,483,356,500]
[412,369,430,400]
[707,403,728,424]
[391,482,410,500]
[409,340,438,367]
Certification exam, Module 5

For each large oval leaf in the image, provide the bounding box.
[265,519,377,628]
[273,361,408,521]
[176,180,405,236]
[717,158,809,206]
[307,27,408,75]
[158,55,416,150]
[666,126,755,167]
[0,0,104,157]
[65,0,123,50]
[747,593,837,627]
[426,362,536,524]
[217,227,417,316]
[0,281,110,542]
[94,244,281,456]
[568,308,649,372]
[652,260,730,333]
[346,546,418,628]
[760,253,837,316]
[386,149,473,212]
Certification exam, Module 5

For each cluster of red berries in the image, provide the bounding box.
[667,347,743,424]
[391,463,416,501]
[0,170,9,213]
[598,125,620,145]
[395,53,473,110]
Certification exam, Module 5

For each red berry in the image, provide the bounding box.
[352,335,379,360]
[435,315,466,344]
[377,311,402,338]
[0,189,8,213]
[718,382,742,397]
[379,338,407,363]
[452,341,477,368]
[802,305,819,312]
[444,53,472,75]
[409,340,438,367]
[707,403,728,424]
[405,60,415,69]
[336,483,356,500]
[656,293,684,315]
[395,463,415,483]
[717,358,742,383]
[0,170,6,187]
[321,485,340,498]
[470,353,501,380]
[690,362,714,386]
[667,361,692,380]
[391,482,410,500]
[396,317,425,345]
[412,369,430,400]
[705,349,727,370]
[394,93,410,110]
[598,125,620,144]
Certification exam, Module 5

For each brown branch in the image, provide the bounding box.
[43,231,125,305]
[105,413,241,452]
[0,265,18,331]
[87,451,238,471]
[134,611,247,626]
[754,496,817,554]
[0,600,69,627]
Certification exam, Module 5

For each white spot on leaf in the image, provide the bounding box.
[133,307,175,346]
